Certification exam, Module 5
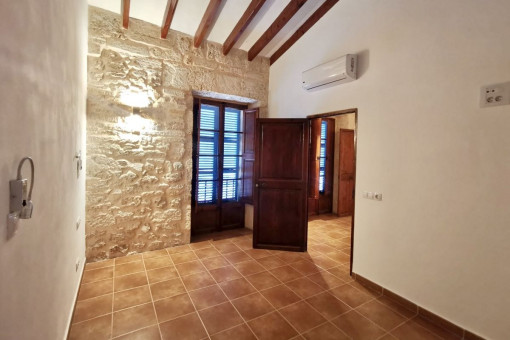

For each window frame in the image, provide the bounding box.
[192,98,248,208]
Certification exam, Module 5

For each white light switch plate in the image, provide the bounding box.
[480,81,510,108]
[363,191,382,201]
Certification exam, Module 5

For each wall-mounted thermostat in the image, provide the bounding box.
[480,81,510,108]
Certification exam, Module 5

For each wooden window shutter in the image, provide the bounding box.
[308,118,321,199]
[324,118,335,195]
[240,108,258,203]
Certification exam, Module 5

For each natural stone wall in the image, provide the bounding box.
[86,6,269,261]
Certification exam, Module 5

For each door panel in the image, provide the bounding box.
[259,124,305,180]
[241,109,258,204]
[338,129,355,216]
[257,188,305,247]
[241,159,254,200]
[221,201,245,230]
[254,119,309,252]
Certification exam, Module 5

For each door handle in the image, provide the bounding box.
[255,183,264,188]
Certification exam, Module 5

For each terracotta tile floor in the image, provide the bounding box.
[69,215,457,340]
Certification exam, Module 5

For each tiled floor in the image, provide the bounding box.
[69,215,456,340]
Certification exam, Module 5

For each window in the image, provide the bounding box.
[319,120,327,193]
[222,107,242,201]
[195,101,244,204]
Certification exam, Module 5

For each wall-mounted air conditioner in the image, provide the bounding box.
[302,54,357,91]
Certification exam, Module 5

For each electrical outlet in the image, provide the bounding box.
[364,191,383,201]
[76,218,81,230]
[75,258,81,272]
[480,81,510,108]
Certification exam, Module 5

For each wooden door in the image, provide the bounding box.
[337,129,355,216]
[253,119,309,251]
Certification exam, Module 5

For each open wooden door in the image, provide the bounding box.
[338,129,355,216]
[253,119,309,251]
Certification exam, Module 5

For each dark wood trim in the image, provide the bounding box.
[353,273,484,340]
[253,243,304,252]
[464,330,486,340]
[240,108,258,204]
[194,0,223,48]
[270,0,338,65]
[350,113,358,275]
[161,0,179,39]
[307,108,357,275]
[307,108,357,119]
[191,98,203,212]
[121,0,130,29]
[223,0,267,55]
[198,98,247,110]
[247,0,308,61]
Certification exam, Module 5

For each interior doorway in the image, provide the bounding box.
[191,108,358,273]
[307,109,357,273]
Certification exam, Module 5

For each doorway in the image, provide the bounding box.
[307,109,357,273]
[192,109,358,273]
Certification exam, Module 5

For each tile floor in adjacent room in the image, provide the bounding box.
[69,215,456,340]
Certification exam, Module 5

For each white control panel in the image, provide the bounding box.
[363,191,383,201]
[480,82,510,108]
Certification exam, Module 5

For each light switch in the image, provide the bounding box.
[363,191,383,201]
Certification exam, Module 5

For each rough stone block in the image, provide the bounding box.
[86,6,268,261]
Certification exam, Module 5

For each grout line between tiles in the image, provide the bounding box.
[206,248,303,338]
[140,252,163,340]
[167,248,213,340]
[76,216,353,339]
[192,247,260,340]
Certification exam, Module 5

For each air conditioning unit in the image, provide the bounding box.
[302,54,357,90]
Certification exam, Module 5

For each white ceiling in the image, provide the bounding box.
[88,0,327,58]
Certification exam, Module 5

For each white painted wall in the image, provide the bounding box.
[268,1,510,339]
[0,1,87,339]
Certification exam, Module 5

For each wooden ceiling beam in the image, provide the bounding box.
[247,0,308,61]
[122,0,130,29]
[161,0,179,39]
[270,0,338,65]
[194,0,223,48]
[222,0,267,55]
